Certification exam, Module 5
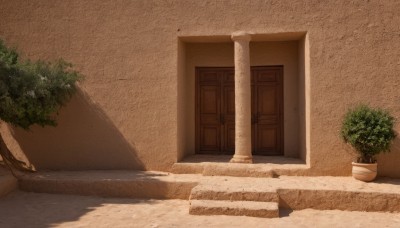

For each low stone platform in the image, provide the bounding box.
[17,170,400,217]
[19,171,199,200]
[171,155,309,177]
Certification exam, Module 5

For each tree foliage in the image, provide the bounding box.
[0,39,82,129]
[341,105,396,163]
[0,39,82,172]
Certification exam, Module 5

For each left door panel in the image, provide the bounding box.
[197,69,221,153]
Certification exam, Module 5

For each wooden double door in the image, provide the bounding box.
[195,66,283,156]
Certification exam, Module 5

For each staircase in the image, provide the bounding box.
[188,182,280,218]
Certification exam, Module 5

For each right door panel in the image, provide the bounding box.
[252,67,283,155]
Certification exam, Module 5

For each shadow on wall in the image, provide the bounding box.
[377,131,400,178]
[9,89,144,170]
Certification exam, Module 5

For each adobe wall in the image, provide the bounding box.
[0,0,399,177]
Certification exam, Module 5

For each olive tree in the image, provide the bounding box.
[0,39,82,173]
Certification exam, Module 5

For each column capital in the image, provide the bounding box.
[231,31,251,42]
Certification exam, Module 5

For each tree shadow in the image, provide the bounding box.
[0,191,163,228]
[9,88,144,170]
[0,169,198,227]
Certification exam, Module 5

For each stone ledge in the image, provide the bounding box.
[18,171,199,200]
[278,189,400,212]
[172,155,309,177]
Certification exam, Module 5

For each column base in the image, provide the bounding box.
[230,155,253,164]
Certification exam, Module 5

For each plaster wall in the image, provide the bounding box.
[298,35,311,165]
[0,0,399,177]
[177,40,186,162]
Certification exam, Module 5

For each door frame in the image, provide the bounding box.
[195,66,284,155]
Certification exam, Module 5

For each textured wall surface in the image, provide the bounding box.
[0,0,399,177]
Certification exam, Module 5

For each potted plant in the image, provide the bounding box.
[341,105,396,181]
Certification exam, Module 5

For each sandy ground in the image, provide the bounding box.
[0,191,399,228]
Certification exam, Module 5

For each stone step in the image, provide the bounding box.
[189,199,279,218]
[171,155,309,178]
[190,184,279,202]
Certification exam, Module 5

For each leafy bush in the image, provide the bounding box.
[0,38,82,171]
[341,105,396,163]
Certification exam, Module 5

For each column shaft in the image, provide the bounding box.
[230,32,252,163]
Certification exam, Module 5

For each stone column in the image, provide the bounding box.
[230,31,252,163]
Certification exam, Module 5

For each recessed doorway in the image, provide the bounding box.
[195,66,284,156]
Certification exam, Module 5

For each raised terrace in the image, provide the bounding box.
[13,170,400,218]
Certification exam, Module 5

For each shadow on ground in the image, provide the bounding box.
[279,208,294,217]
[0,191,159,228]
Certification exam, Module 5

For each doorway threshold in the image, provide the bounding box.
[171,155,309,178]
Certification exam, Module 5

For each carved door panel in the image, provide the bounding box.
[221,70,235,154]
[196,69,221,153]
[196,68,235,154]
[252,67,283,155]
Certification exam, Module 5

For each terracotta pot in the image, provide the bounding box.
[351,162,377,182]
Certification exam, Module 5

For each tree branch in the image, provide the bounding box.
[0,131,34,177]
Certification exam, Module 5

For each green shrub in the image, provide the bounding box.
[341,105,396,163]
